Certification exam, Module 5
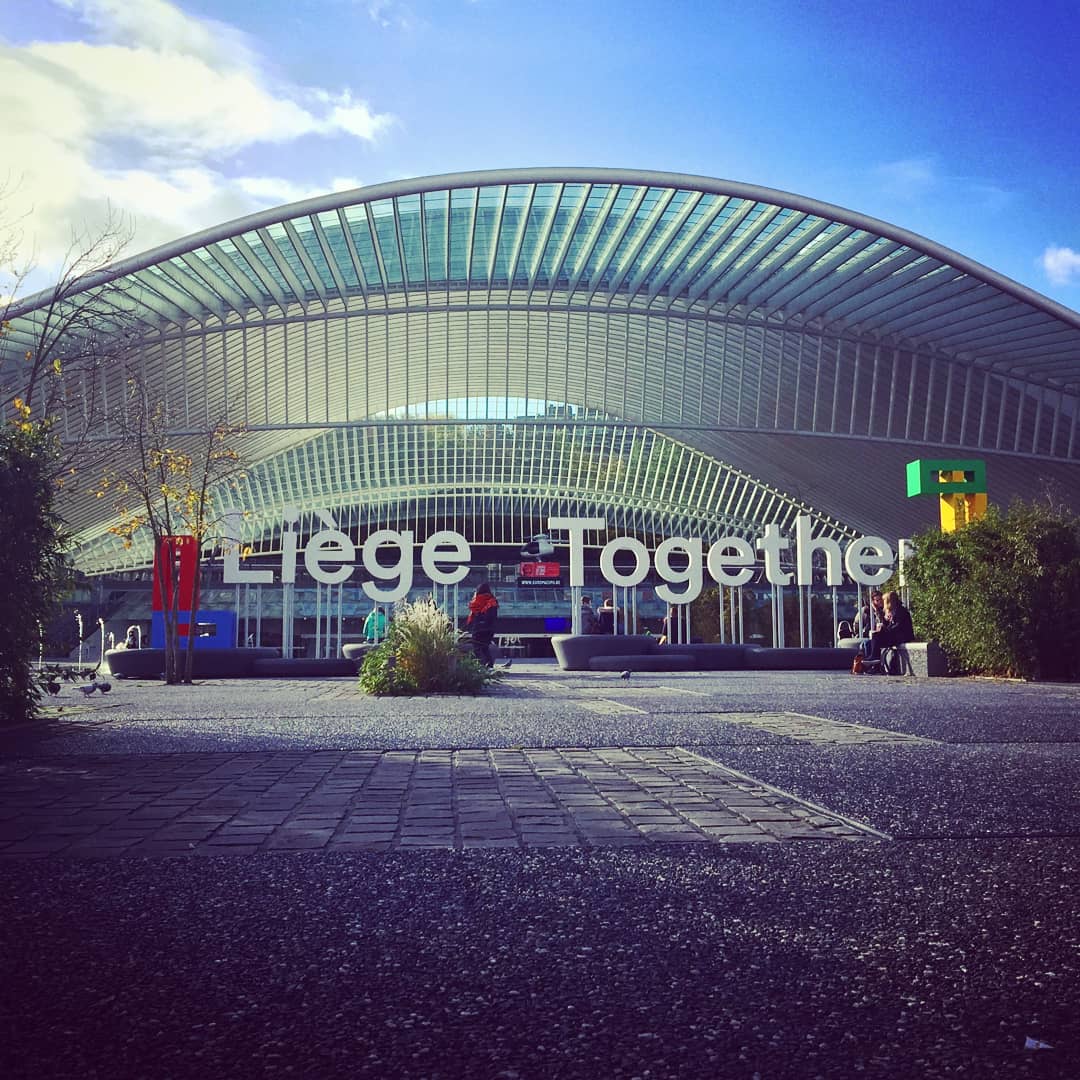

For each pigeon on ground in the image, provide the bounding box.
[76,683,98,696]
[97,681,112,693]
[620,670,632,680]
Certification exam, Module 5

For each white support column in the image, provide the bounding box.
[336,583,343,659]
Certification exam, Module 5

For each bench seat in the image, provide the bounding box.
[587,653,697,672]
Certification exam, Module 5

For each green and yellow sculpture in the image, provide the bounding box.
[906,459,987,532]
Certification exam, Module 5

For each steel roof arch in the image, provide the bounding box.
[6,167,1080,340]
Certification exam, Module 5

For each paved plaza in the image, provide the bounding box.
[2,662,1078,1078]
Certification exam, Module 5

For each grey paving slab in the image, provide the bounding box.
[0,746,874,856]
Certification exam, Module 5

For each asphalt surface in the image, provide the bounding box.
[2,661,1078,1079]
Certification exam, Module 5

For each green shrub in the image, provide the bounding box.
[0,410,69,725]
[358,597,500,695]
[905,497,1080,680]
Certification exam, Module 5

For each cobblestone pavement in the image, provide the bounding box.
[0,745,872,858]
[3,665,1080,1079]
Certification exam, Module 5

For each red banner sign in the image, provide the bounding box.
[152,535,198,612]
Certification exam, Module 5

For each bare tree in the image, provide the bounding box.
[98,373,246,684]
[1,203,137,483]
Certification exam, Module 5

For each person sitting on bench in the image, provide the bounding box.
[865,590,915,664]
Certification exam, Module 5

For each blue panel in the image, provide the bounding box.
[151,610,236,650]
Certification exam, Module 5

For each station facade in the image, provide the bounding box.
[4,169,1079,655]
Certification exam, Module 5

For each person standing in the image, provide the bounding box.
[363,607,387,643]
[579,594,598,635]
[466,583,499,667]
[597,595,617,634]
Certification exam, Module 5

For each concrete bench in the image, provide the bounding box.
[106,646,280,679]
[887,642,948,677]
[251,657,356,677]
[552,635,862,673]
[588,653,697,673]
[745,646,854,671]
[342,643,378,668]
[552,634,655,670]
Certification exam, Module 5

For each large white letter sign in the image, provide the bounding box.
[304,514,356,585]
[757,524,792,585]
[281,508,301,584]
[362,529,415,602]
[221,510,273,585]
[421,531,471,585]
[795,514,844,587]
[706,537,755,587]
[844,536,894,587]
[599,536,650,588]
[655,537,704,604]
[547,517,607,587]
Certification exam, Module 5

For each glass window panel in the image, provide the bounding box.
[370,203,403,285]
[537,184,586,281]
[448,190,475,284]
[210,240,271,299]
[316,211,359,288]
[265,222,316,294]
[423,190,449,283]
[396,194,426,284]
[343,206,382,285]
[470,202,498,283]
[292,217,339,292]
[238,232,292,293]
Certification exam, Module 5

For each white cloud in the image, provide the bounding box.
[1041,246,1080,287]
[1,0,392,288]
[234,175,368,207]
[872,157,1016,215]
[366,1,417,31]
[54,0,258,70]
[874,157,939,201]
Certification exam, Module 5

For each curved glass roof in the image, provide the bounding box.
[7,168,1080,384]
[3,168,1078,573]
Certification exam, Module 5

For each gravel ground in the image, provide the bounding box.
[2,664,1078,1079]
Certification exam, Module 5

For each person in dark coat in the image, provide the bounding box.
[579,595,598,635]
[866,590,915,662]
[596,595,617,634]
[466,583,499,667]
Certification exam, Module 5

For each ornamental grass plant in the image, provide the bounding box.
[359,597,500,695]
[905,497,1080,680]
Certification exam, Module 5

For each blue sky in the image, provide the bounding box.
[3,0,1079,308]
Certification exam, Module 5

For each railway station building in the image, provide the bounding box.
[4,169,1079,655]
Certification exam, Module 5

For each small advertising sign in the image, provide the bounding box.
[518,561,562,587]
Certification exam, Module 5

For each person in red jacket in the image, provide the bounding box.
[466,583,499,667]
